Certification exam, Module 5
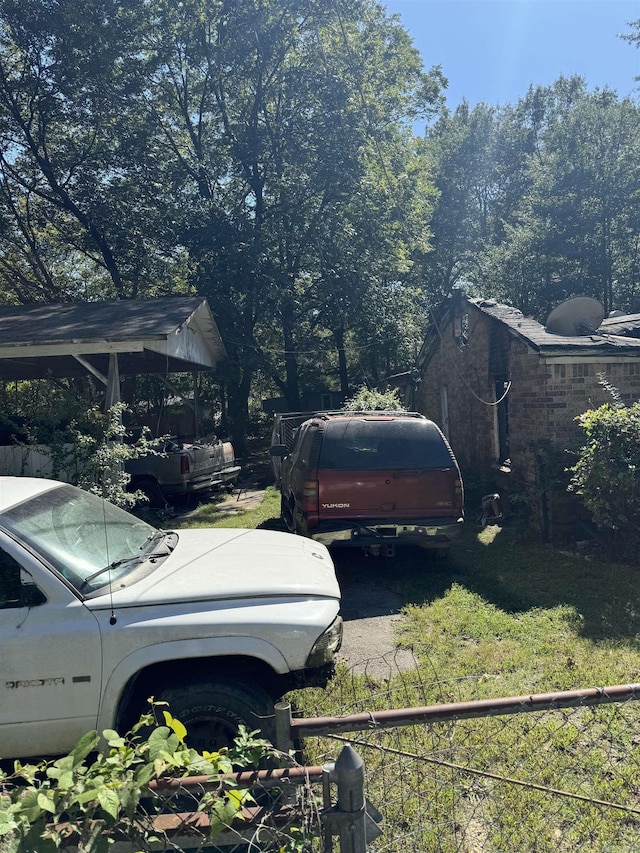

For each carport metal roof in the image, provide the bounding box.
[0,296,226,408]
[0,297,226,381]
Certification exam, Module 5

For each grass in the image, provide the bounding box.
[175,491,640,851]
[171,486,282,530]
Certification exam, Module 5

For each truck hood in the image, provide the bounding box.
[89,527,341,608]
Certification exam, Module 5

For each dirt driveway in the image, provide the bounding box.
[329,549,420,677]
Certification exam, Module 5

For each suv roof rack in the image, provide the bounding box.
[314,410,425,421]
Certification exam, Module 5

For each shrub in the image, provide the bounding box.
[0,703,279,853]
[17,404,160,508]
[342,385,407,412]
[569,400,640,553]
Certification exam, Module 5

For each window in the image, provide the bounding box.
[0,548,23,608]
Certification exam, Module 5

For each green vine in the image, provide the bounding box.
[0,702,289,853]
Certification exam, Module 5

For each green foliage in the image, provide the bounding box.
[423,79,640,319]
[0,702,278,853]
[569,399,640,551]
[342,385,407,411]
[17,404,161,508]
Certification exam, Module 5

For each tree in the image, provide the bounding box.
[139,0,444,448]
[426,77,640,322]
[0,0,174,300]
[424,102,498,304]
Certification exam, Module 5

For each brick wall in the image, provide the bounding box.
[417,306,498,477]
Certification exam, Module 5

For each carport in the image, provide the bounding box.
[0,297,226,414]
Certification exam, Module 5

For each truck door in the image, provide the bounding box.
[0,536,103,759]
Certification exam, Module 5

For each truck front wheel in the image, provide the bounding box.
[156,678,276,752]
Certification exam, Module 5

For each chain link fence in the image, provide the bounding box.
[5,654,640,851]
[288,652,640,852]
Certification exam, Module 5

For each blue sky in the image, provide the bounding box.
[382,0,639,119]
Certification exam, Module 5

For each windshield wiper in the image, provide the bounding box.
[79,548,172,592]
[140,530,176,555]
[78,555,146,592]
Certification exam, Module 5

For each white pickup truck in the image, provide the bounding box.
[0,477,342,759]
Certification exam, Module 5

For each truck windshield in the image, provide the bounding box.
[0,484,164,594]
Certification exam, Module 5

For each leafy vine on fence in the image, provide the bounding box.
[0,702,284,853]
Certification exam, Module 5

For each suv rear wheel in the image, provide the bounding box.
[155,678,276,752]
[280,495,295,533]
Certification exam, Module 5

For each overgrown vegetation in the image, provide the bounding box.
[569,398,640,557]
[0,703,284,853]
[10,404,159,508]
[342,385,408,412]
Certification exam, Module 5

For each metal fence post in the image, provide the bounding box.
[274,700,298,806]
[274,700,294,756]
[334,744,367,853]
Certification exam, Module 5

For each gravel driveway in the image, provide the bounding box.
[330,550,419,677]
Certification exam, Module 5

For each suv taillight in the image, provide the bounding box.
[180,454,190,474]
[454,478,463,509]
[302,479,318,513]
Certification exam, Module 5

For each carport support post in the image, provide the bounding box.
[105,353,121,410]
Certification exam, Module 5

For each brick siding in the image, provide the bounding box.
[419,304,640,541]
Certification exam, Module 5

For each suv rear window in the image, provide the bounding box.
[319,419,455,471]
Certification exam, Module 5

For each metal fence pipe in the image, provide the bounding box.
[149,763,326,794]
[289,682,640,738]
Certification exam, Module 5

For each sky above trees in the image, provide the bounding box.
[383,0,639,118]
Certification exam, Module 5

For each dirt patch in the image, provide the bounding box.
[334,567,416,676]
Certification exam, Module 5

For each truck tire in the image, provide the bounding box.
[130,477,166,509]
[156,678,276,752]
[280,495,295,532]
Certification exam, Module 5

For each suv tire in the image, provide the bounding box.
[280,495,295,532]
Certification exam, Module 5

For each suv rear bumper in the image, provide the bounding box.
[308,517,464,548]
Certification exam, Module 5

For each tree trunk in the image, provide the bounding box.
[227,366,254,459]
[333,327,349,394]
[281,296,300,409]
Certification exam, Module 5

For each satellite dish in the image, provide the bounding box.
[545,297,605,337]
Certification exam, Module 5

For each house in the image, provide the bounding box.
[416,293,640,541]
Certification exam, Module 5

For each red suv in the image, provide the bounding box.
[270,412,464,556]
